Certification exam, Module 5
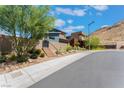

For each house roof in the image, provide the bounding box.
[71,31,86,36]
[0,29,10,36]
[49,28,66,34]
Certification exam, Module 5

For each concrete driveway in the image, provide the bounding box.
[30,51,124,88]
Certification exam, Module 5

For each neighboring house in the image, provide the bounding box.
[69,31,86,47]
[47,29,68,43]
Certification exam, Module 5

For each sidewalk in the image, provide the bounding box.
[0,51,92,88]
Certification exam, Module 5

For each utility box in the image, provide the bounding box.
[42,40,49,48]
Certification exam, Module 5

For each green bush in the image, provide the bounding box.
[28,49,42,59]
[30,53,39,59]
[35,49,41,55]
[9,54,16,61]
[75,42,80,47]
[65,44,72,52]
[85,36,100,49]
[28,48,41,55]
[16,55,28,63]
[28,48,35,54]
[92,46,105,50]
[40,52,45,57]
[0,55,7,63]
[80,48,86,51]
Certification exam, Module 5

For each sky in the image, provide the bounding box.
[50,5,124,36]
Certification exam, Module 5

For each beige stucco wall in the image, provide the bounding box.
[59,34,66,39]
[36,40,67,53]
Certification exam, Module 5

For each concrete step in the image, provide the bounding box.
[43,48,56,57]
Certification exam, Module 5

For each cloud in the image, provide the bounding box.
[90,5,108,11]
[55,19,65,27]
[63,25,85,34]
[55,7,86,16]
[64,25,85,30]
[101,25,109,28]
[67,19,73,24]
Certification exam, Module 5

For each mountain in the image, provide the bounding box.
[91,20,124,45]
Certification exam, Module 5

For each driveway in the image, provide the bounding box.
[30,51,124,88]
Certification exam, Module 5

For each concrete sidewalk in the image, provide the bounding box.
[0,51,92,88]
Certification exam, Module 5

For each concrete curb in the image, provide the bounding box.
[0,51,93,88]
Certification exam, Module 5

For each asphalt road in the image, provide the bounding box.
[30,51,124,88]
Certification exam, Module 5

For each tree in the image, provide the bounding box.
[85,36,100,49]
[0,5,55,60]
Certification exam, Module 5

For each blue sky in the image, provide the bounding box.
[50,5,124,36]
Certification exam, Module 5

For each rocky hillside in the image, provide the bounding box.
[91,21,124,44]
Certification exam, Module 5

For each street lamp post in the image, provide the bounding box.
[88,21,95,50]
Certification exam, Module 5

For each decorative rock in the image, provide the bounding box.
[28,59,32,63]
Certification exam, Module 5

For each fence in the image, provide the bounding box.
[0,35,12,54]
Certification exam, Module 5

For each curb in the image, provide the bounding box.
[0,51,93,88]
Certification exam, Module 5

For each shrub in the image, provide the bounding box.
[0,55,7,63]
[80,48,86,51]
[16,55,28,63]
[55,50,61,55]
[35,49,41,55]
[9,54,16,61]
[28,48,35,54]
[93,46,105,50]
[40,52,45,57]
[28,49,42,59]
[75,42,80,47]
[30,54,39,59]
[28,48,41,55]
[65,44,72,52]
[85,36,100,49]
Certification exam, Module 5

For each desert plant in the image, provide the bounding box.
[65,44,72,52]
[16,55,28,63]
[30,53,38,59]
[75,42,80,47]
[55,49,61,55]
[29,49,42,59]
[35,49,41,55]
[40,52,45,57]
[9,54,16,61]
[80,48,86,51]
[85,36,100,49]
[28,48,35,54]
[0,6,55,59]
[28,49,41,55]
[92,46,105,50]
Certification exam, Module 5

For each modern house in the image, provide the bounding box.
[47,29,68,43]
[68,31,86,47]
[41,29,68,57]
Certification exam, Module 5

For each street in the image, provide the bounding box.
[30,51,124,88]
